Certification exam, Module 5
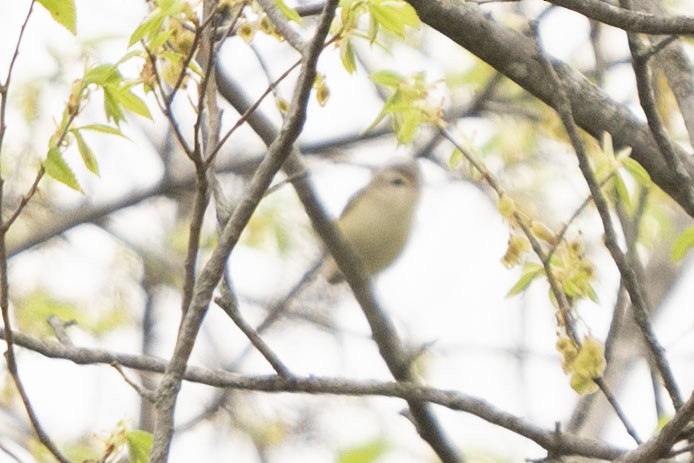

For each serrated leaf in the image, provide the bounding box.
[103,87,125,123]
[125,430,152,463]
[672,224,694,262]
[507,263,544,297]
[113,87,152,119]
[623,157,651,186]
[71,129,99,175]
[84,64,121,86]
[37,0,76,35]
[273,0,303,24]
[44,147,82,192]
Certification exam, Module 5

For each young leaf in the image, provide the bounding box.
[449,148,463,169]
[77,124,125,137]
[113,86,152,119]
[672,224,694,262]
[507,263,544,297]
[71,129,99,175]
[274,0,303,24]
[600,131,614,159]
[129,0,185,46]
[44,147,82,192]
[103,87,126,123]
[338,439,388,463]
[125,430,152,463]
[84,64,120,86]
[340,40,357,74]
[613,172,631,210]
[370,70,404,88]
[396,109,419,144]
[37,0,77,35]
[369,0,420,37]
[623,157,652,186]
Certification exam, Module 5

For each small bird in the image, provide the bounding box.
[325,161,421,283]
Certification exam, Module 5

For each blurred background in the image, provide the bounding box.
[2,0,694,462]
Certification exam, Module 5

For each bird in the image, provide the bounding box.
[325,160,421,283]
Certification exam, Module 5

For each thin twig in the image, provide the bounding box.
[0,327,627,461]
[0,3,71,462]
[441,128,580,343]
[532,14,682,436]
[204,58,302,169]
[149,3,338,461]
[214,293,293,378]
[620,0,693,203]
[111,363,157,402]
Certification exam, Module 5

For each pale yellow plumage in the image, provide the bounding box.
[325,161,421,283]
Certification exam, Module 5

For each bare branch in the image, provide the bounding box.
[149,2,339,460]
[256,0,306,52]
[544,0,694,34]
[0,328,627,461]
[405,0,694,216]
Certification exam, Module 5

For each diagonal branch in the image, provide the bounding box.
[544,0,694,34]
[216,42,463,463]
[405,0,694,216]
[148,2,339,461]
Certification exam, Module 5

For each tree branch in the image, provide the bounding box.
[405,0,694,216]
[148,2,338,461]
[0,327,627,461]
[216,36,463,463]
[544,0,694,34]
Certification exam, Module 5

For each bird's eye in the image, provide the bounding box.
[390,177,405,186]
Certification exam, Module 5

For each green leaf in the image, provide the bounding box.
[370,70,403,88]
[395,109,420,144]
[340,40,357,74]
[71,129,99,175]
[129,0,186,46]
[37,0,76,35]
[623,157,652,186]
[600,131,614,159]
[77,124,125,137]
[113,86,152,119]
[338,439,388,463]
[449,148,463,169]
[130,15,165,47]
[369,0,420,37]
[613,173,631,209]
[367,13,379,44]
[273,0,303,24]
[672,224,694,262]
[84,64,121,86]
[150,28,173,51]
[507,263,544,297]
[43,146,82,192]
[125,430,152,463]
[103,87,126,123]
